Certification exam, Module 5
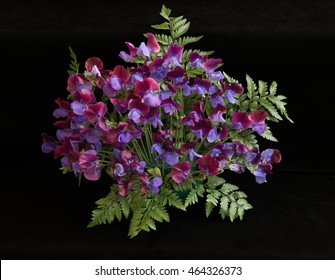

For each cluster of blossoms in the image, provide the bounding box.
[41,6,291,236]
[42,31,281,195]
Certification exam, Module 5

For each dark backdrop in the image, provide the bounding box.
[1,0,335,259]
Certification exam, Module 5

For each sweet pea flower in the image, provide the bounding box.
[253,163,273,184]
[171,162,192,183]
[163,44,184,67]
[197,154,219,175]
[231,112,253,130]
[78,150,101,181]
[223,82,244,104]
[149,177,163,193]
[85,57,104,77]
[261,149,282,164]
[248,110,268,135]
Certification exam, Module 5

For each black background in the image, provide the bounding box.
[1,0,335,259]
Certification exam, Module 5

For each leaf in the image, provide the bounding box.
[260,99,283,121]
[261,127,278,142]
[229,201,238,222]
[258,80,268,96]
[172,22,190,39]
[151,22,170,30]
[185,188,198,207]
[172,17,187,30]
[178,35,203,46]
[207,175,226,188]
[67,46,80,75]
[220,196,229,213]
[246,74,257,94]
[205,201,214,217]
[237,207,245,220]
[160,5,171,20]
[269,81,278,96]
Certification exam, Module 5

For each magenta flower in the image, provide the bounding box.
[163,44,184,67]
[119,42,137,62]
[171,162,192,183]
[189,52,208,68]
[146,33,160,53]
[66,74,92,95]
[118,177,133,196]
[78,150,101,181]
[53,98,70,118]
[231,112,253,130]
[248,110,268,135]
[197,154,219,175]
[103,65,130,97]
[204,58,224,80]
[85,57,103,76]
[223,82,244,103]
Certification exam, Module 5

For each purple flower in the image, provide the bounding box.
[229,163,245,174]
[253,163,273,184]
[53,98,70,118]
[189,52,207,68]
[164,151,179,166]
[171,162,192,183]
[128,99,150,124]
[163,44,184,67]
[203,58,224,80]
[114,163,126,177]
[149,57,169,82]
[190,78,211,97]
[223,82,244,104]
[142,92,161,107]
[119,42,137,62]
[41,133,56,153]
[181,140,202,161]
[248,110,268,135]
[208,104,226,123]
[149,177,163,194]
[103,65,131,97]
[161,98,181,115]
[261,149,282,164]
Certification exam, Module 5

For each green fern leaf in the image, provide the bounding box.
[205,201,215,217]
[260,99,283,121]
[229,201,238,222]
[160,5,171,20]
[67,46,80,75]
[151,22,170,30]
[261,127,278,142]
[207,175,226,188]
[172,22,190,39]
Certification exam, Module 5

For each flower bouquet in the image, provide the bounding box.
[41,5,293,238]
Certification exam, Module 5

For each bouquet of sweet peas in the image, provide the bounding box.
[41,5,292,238]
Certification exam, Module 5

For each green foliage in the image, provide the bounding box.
[244,75,293,123]
[204,180,253,221]
[150,5,203,46]
[87,187,130,228]
[67,46,80,75]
